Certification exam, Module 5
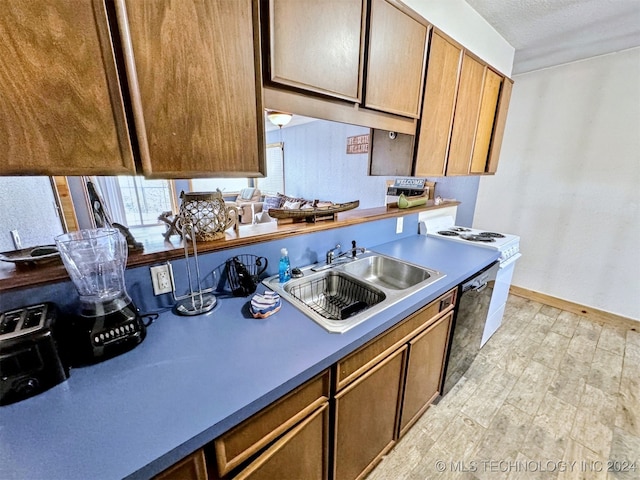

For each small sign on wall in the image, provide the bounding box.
[346,134,369,154]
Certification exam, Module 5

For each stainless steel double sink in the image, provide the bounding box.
[263,251,446,333]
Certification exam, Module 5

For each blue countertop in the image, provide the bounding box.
[0,235,499,480]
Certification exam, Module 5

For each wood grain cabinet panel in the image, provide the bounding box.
[470,68,502,173]
[446,53,486,175]
[414,29,513,177]
[364,0,428,118]
[333,346,406,480]
[0,0,135,175]
[154,449,208,480]
[232,403,329,480]
[213,370,329,476]
[399,311,453,436]
[116,0,265,178]
[486,77,513,174]
[268,0,365,102]
[413,31,463,176]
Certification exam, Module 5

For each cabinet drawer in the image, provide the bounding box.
[335,288,456,390]
[214,370,330,476]
[155,449,208,480]
[232,402,329,480]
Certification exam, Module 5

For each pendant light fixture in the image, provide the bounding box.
[266,111,293,128]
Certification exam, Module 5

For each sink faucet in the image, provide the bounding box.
[337,241,365,260]
[326,244,342,265]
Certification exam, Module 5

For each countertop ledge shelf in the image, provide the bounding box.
[0,202,458,293]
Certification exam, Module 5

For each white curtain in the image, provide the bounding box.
[92,176,128,226]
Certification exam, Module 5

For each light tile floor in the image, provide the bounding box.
[368,295,640,480]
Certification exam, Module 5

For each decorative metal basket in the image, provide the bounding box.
[176,191,238,241]
[225,254,269,297]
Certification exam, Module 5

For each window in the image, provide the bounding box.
[256,142,285,194]
[190,177,250,194]
[117,177,176,227]
[91,176,176,228]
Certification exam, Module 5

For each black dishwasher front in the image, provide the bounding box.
[442,261,499,395]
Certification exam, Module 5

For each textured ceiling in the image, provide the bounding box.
[465,0,640,74]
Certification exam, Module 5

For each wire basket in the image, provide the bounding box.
[287,273,384,320]
[225,255,268,297]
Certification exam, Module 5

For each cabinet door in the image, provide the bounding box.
[470,69,502,174]
[268,0,365,102]
[116,0,265,178]
[334,346,406,480]
[446,53,485,175]
[485,77,513,174]
[214,370,329,476]
[154,449,208,480]
[364,0,428,117]
[0,0,135,176]
[233,403,329,480]
[413,32,463,177]
[399,311,453,436]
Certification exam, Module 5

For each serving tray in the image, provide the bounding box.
[0,245,61,267]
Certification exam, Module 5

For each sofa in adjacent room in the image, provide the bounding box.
[227,188,264,224]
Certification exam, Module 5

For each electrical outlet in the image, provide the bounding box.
[396,217,404,234]
[150,265,173,295]
[10,230,22,250]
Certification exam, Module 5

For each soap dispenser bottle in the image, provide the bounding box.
[279,248,291,283]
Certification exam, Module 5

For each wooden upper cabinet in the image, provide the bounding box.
[116,0,265,178]
[414,31,463,176]
[414,29,513,177]
[0,0,135,176]
[364,0,429,118]
[454,61,511,176]
[485,77,513,174]
[268,0,366,102]
[470,68,502,173]
[446,53,485,175]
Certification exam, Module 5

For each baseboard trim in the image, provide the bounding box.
[509,285,639,329]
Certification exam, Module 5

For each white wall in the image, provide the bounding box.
[270,120,389,208]
[404,0,514,75]
[474,48,640,320]
[0,177,64,251]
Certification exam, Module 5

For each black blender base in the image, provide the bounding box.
[63,302,146,367]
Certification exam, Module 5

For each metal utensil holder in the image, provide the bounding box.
[170,221,217,316]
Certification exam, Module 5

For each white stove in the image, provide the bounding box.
[420,215,521,347]
[420,216,521,267]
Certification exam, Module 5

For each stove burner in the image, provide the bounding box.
[449,227,472,232]
[478,232,505,239]
[461,235,496,243]
[437,230,460,236]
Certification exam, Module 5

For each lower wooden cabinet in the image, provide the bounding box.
[233,403,329,480]
[212,370,330,478]
[399,311,453,436]
[333,346,407,480]
[155,449,208,480]
[332,288,456,480]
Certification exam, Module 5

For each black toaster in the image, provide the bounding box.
[0,303,69,405]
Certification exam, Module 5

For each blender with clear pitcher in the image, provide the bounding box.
[55,228,145,365]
